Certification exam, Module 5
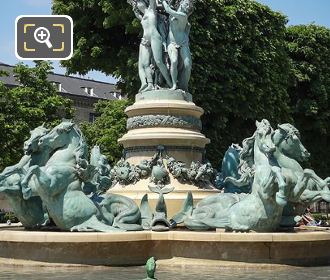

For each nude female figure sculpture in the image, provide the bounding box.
[133,0,172,92]
[161,0,193,91]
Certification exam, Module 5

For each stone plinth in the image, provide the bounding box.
[115,89,218,216]
[118,89,210,166]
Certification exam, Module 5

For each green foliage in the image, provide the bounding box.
[0,210,19,223]
[286,24,330,177]
[4,212,19,223]
[52,0,139,91]
[53,0,291,166]
[80,99,130,165]
[0,61,74,170]
[190,0,291,165]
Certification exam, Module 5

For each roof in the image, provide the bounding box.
[0,62,120,101]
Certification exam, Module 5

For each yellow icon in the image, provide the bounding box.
[52,24,64,33]
[52,24,65,52]
[23,24,36,51]
[23,23,35,33]
[23,42,35,52]
[53,42,65,52]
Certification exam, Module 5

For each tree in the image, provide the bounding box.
[286,24,330,177]
[80,99,130,165]
[53,0,292,166]
[0,62,73,170]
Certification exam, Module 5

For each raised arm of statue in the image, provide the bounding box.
[128,0,173,91]
[133,7,143,21]
[161,0,187,19]
[149,0,157,10]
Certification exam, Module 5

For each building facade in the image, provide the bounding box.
[0,62,121,123]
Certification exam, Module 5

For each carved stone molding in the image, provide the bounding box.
[127,115,202,131]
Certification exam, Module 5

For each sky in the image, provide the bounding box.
[0,0,329,84]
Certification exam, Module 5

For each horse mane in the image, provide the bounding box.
[239,134,255,169]
[236,119,272,185]
[71,125,93,181]
[72,125,88,162]
[29,125,49,138]
[234,133,256,186]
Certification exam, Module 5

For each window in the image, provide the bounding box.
[111,91,122,99]
[89,112,97,123]
[82,87,95,96]
[52,82,62,92]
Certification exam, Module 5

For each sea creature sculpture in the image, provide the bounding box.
[99,193,143,231]
[0,125,50,228]
[218,123,330,227]
[20,120,124,232]
[83,145,112,195]
[143,257,157,280]
[215,144,251,193]
[140,193,171,231]
[271,124,330,226]
[183,120,291,232]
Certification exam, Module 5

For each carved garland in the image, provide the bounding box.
[127,115,202,130]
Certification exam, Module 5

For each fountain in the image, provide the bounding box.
[0,0,329,268]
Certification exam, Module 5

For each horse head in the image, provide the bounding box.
[38,120,76,151]
[24,124,49,155]
[255,119,276,156]
[273,123,310,162]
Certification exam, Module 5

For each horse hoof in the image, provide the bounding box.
[276,193,287,207]
[22,188,32,200]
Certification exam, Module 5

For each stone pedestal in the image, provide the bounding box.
[113,89,220,217]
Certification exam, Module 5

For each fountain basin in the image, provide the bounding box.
[0,226,329,267]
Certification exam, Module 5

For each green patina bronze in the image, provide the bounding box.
[167,158,214,187]
[272,124,330,226]
[127,114,202,131]
[183,120,297,232]
[128,0,194,92]
[1,0,328,235]
[182,120,330,232]
[0,125,50,228]
[143,257,157,280]
[82,145,112,195]
[112,145,214,189]
[135,89,192,102]
[17,120,142,232]
[217,122,330,228]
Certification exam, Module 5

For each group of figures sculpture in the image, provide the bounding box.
[0,120,142,232]
[1,119,329,232]
[183,119,330,231]
[128,0,194,92]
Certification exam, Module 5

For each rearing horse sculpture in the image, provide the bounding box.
[217,122,330,227]
[20,121,121,231]
[272,124,330,226]
[0,125,50,228]
[184,120,288,232]
[21,120,142,232]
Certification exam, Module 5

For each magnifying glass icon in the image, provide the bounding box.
[34,27,53,49]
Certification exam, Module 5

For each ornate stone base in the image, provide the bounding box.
[118,89,210,165]
[115,89,217,216]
